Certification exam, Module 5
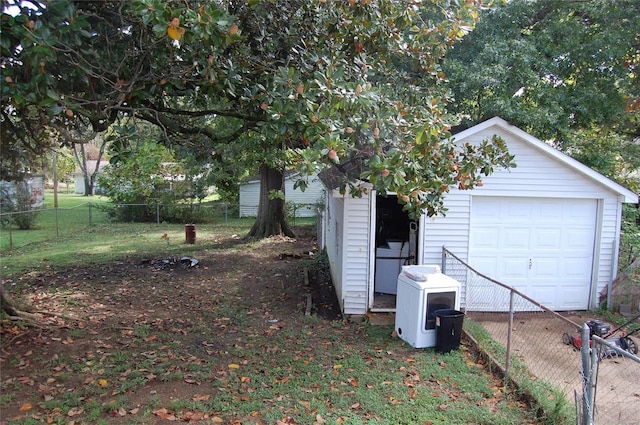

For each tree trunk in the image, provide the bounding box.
[247,164,296,239]
[0,283,36,318]
[73,143,96,196]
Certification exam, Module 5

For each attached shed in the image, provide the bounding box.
[239,172,325,218]
[319,117,638,316]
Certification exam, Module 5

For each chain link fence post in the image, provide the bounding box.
[505,290,514,380]
[580,323,594,425]
[8,216,13,249]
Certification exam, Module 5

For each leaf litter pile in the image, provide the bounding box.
[0,226,537,425]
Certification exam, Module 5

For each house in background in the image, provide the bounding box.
[0,175,45,208]
[74,160,109,195]
[319,117,638,317]
[239,172,325,218]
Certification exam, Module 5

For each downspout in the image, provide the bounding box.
[607,236,618,310]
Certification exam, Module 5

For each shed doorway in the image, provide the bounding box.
[371,194,419,311]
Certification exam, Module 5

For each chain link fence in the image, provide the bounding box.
[442,247,640,425]
[0,201,237,251]
[588,334,640,425]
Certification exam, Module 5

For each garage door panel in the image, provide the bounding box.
[563,257,594,278]
[531,229,561,250]
[470,257,499,277]
[559,285,588,309]
[564,229,595,250]
[503,228,530,250]
[471,227,500,248]
[469,196,596,311]
[473,198,499,218]
[506,201,532,220]
[534,201,563,222]
[531,258,560,278]
[567,203,597,222]
[500,258,529,280]
[530,286,557,306]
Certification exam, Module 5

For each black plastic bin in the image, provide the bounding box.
[434,309,465,353]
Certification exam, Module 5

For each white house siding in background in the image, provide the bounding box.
[29,175,44,207]
[319,117,637,316]
[0,175,45,208]
[74,161,109,194]
[239,173,324,218]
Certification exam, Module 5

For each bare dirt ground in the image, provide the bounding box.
[7,223,631,424]
[0,227,343,424]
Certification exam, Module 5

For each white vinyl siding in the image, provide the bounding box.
[320,117,635,315]
[340,196,372,315]
[421,193,471,266]
[239,174,324,218]
[322,191,371,315]
[324,194,345,310]
[422,124,627,309]
[238,182,261,218]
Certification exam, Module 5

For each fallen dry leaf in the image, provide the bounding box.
[67,407,84,416]
[110,407,126,417]
[153,407,177,421]
[192,393,211,401]
[182,411,205,422]
[314,414,327,424]
[298,400,311,409]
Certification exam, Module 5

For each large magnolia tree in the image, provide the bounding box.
[2,0,515,242]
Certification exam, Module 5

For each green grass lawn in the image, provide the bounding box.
[0,219,544,425]
[0,191,258,275]
[0,191,110,250]
[0,193,563,424]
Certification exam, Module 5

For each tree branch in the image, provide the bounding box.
[133,108,258,145]
[143,99,262,122]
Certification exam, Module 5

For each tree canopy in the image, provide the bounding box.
[443,0,640,189]
[2,0,516,237]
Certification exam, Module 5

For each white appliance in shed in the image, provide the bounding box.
[374,240,409,295]
[395,265,461,349]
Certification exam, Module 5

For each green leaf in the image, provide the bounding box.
[46,89,59,101]
[48,104,64,115]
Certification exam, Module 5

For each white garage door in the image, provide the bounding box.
[468,196,597,311]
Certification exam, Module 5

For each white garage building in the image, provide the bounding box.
[319,117,638,316]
